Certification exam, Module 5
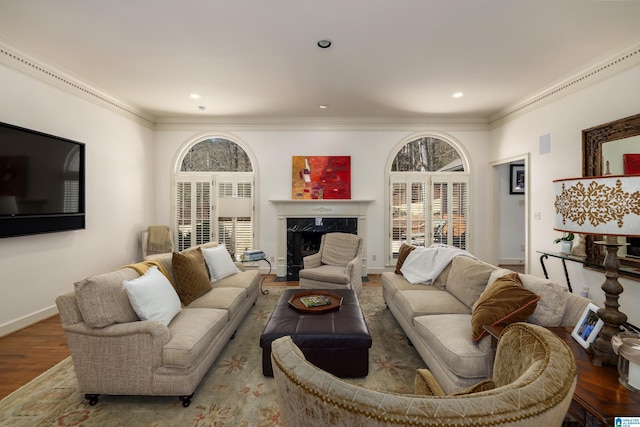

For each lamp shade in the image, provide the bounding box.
[553,175,640,237]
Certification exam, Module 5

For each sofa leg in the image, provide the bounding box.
[179,393,193,407]
[85,394,99,406]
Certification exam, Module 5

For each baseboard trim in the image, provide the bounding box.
[0,305,58,338]
[498,258,524,266]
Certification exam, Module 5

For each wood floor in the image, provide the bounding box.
[0,275,382,400]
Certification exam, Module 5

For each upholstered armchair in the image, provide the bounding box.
[272,323,577,427]
[298,232,363,295]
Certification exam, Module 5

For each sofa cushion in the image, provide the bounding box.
[521,274,569,326]
[395,243,417,274]
[394,289,471,322]
[186,286,247,318]
[202,244,240,282]
[413,314,492,380]
[164,307,229,368]
[74,268,140,328]
[172,248,212,305]
[214,269,260,297]
[471,272,540,341]
[298,265,350,284]
[446,256,494,309]
[122,266,182,326]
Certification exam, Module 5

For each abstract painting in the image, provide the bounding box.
[292,156,351,200]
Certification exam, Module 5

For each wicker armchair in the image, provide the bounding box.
[272,323,577,427]
[298,232,363,295]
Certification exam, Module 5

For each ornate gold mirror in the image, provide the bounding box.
[582,113,640,280]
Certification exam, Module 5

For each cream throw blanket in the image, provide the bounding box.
[147,225,172,253]
[400,244,476,284]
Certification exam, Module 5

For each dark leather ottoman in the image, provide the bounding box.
[260,288,372,377]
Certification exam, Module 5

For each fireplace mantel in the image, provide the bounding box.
[269,199,373,278]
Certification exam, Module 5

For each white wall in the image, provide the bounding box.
[153,128,492,271]
[490,65,640,327]
[0,65,155,335]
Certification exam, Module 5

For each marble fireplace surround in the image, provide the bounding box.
[269,200,373,280]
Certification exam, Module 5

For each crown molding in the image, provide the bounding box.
[489,36,640,128]
[2,34,639,132]
[0,37,155,128]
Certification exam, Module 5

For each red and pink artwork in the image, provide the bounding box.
[292,156,351,200]
[623,154,640,175]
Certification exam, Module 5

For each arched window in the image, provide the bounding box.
[175,138,255,254]
[387,136,469,264]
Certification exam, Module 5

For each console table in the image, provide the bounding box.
[485,325,640,426]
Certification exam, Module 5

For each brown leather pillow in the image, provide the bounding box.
[471,272,540,342]
[172,248,212,306]
[395,243,417,274]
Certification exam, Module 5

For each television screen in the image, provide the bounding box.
[0,122,85,237]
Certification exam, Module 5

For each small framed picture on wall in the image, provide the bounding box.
[510,164,525,195]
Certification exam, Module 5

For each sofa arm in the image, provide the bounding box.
[303,252,322,269]
[62,320,171,394]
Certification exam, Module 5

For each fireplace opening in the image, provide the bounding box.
[286,217,357,281]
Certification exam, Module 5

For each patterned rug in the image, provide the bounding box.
[0,286,425,426]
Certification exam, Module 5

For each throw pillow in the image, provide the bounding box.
[122,266,182,326]
[395,243,417,274]
[445,256,494,309]
[471,272,540,342]
[201,244,240,282]
[172,248,213,305]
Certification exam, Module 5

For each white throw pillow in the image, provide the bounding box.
[202,245,240,282]
[122,266,181,326]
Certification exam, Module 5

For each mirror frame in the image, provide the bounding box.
[582,113,640,278]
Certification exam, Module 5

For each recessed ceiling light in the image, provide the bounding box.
[317,39,332,49]
[452,92,464,99]
[190,93,201,99]
[198,106,207,112]
[319,105,329,109]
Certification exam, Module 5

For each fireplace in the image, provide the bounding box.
[286,217,358,280]
[269,199,373,280]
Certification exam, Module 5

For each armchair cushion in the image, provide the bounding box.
[320,233,360,266]
[74,268,140,328]
[298,265,350,285]
[172,248,212,305]
[123,266,182,326]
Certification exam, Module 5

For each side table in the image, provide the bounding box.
[484,325,640,426]
[237,255,271,295]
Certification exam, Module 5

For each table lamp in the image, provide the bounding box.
[554,175,640,366]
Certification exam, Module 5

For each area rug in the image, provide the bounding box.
[0,286,425,427]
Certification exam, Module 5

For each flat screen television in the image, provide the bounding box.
[0,121,85,238]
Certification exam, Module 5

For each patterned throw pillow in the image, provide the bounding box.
[471,272,540,342]
[172,248,212,306]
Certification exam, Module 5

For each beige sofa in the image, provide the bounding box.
[56,242,260,407]
[272,323,577,427]
[382,251,591,394]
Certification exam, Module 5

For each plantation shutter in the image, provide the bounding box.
[175,176,212,251]
[389,174,469,262]
[214,174,254,255]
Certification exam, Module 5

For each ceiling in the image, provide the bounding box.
[1,1,640,124]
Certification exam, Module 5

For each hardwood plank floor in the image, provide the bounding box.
[0,314,70,399]
[0,275,382,400]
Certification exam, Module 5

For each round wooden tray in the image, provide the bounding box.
[288,290,343,313]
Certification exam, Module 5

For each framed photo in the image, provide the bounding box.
[509,164,525,194]
[571,303,604,349]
